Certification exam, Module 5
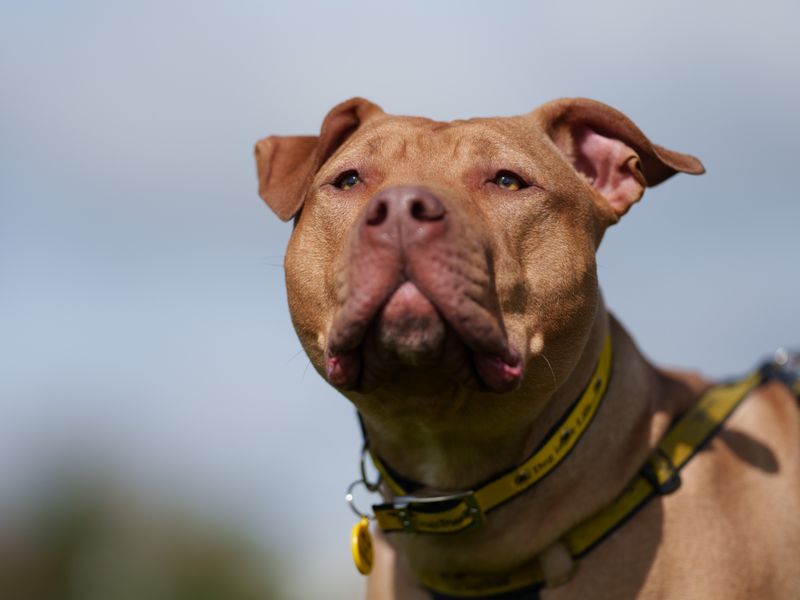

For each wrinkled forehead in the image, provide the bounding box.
[334,114,541,166]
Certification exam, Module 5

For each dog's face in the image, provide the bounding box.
[256,98,702,439]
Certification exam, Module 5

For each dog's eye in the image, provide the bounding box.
[335,170,362,190]
[493,171,527,191]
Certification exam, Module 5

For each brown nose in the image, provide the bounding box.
[363,186,446,244]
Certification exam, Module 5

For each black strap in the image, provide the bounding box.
[431,585,541,600]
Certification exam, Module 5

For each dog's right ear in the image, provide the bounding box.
[255,97,383,221]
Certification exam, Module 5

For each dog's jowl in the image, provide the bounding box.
[255,98,800,600]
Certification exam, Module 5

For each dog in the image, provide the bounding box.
[255,98,800,599]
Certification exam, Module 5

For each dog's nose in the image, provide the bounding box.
[364,186,446,240]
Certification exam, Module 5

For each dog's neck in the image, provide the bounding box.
[359,310,658,491]
[359,311,704,576]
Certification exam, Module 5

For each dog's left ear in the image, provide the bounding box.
[255,97,383,221]
[534,98,705,221]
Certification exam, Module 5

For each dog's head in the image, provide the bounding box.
[256,98,703,431]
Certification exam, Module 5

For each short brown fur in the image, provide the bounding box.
[256,98,800,599]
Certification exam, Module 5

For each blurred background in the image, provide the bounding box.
[1,1,798,598]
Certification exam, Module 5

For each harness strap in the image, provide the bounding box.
[563,370,763,557]
[417,369,767,599]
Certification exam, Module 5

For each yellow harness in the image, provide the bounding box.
[348,340,794,599]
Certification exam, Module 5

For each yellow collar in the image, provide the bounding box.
[369,334,613,536]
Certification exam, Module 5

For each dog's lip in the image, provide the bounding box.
[325,351,362,388]
[325,343,522,393]
[473,349,523,393]
[324,283,523,393]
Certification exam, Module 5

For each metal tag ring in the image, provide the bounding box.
[346,479,375,520]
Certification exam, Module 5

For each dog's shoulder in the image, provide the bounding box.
[613,378,800,599]
[672,377,800,585]
[725,376,800,462]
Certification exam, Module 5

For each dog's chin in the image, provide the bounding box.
[325,282,523,394]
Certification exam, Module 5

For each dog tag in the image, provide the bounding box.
[351,517,374,575]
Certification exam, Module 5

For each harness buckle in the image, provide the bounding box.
[640,447,681,495]
[384,490,484,534]
[763,348,800,398]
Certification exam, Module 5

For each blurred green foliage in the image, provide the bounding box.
[0,479,284,600]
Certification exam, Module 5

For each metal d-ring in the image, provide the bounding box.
[346,479,375,520]
[346,446,383,519]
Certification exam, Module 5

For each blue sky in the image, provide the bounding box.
[1,1,798,597]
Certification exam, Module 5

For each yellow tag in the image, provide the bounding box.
[351,517,373,575]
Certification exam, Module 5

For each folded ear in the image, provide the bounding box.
[534,98,705,221]
[255,97,383,221]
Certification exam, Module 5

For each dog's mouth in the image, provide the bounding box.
[325,280,522,394]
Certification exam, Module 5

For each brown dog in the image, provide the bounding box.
[255,98,800,599]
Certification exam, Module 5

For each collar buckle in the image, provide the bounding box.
[382,490,484,534]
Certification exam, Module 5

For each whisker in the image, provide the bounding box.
[288,348,306,363]
[259,255,285,268]
[540,353,558,388]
